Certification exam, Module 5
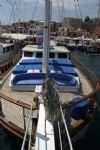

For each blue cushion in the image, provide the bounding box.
[48,73,77,86]
[49,65,77,77]
[13,65,26,74]
[13,64,42,74]
[12,73,46,85]
[16,79,43,85]
[70,96,89,120]
[62,66,77,76]
[20,59,42,65]
[12,73,77,86]
[51,59,74,67]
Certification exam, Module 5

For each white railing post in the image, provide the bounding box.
[60,105,73,150]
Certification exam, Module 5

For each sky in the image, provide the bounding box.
[0,0,99,24]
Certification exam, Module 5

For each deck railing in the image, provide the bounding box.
[21,105,33,150]
[0,93,31,138]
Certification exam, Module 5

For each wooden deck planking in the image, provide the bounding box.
[1,99,25,129]
[59,70,92,103]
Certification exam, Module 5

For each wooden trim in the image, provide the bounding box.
[0,93,31,109]
[0,117,26,139]
[62,81,100,109]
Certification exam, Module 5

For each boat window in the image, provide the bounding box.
[24,51,33,57]
[6,46,10,52]
[36,52,43,58]
[58,53,67,58]
[11,45,14,51]
[3,48,6,53]
[49,52,55,58]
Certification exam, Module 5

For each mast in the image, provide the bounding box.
[98,0,100,20]
[42,0,51,73]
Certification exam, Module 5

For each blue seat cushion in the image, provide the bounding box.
[51,59,74,67]
[12,73,77,86]
[16,79,44,85]
[70,96,89,120]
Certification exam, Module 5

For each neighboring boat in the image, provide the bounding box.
[0,1,100,150]
[0,41,21,81]
[77,44,100,54]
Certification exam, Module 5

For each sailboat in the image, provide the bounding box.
[0,0,100,150]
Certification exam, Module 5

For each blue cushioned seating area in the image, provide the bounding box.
[33,64,42,71]
[49,65,62,71]
[12,73,46,85]
[13,64,42,74]
[24,65,34,71]
[49,65,77,76]
[20,59,42,65]
[61,66,77,76]
[12,73,77,86]
[70,96,89,120]
[13,65,26,74]
[48,73,77,86]
[51,59,74,67]
[19,59,74,67]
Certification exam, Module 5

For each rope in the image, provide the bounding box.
[60,105,73,150]
[74,0,79,18]
[77,0,83,20]
[58,121,63,150]
[31,0,38,20]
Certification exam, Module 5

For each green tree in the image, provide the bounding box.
[84,16,91,22]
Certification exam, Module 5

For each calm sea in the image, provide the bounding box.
[0,126,22,150]
[0,52,100,150]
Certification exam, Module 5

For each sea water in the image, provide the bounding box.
[0,126,22,150]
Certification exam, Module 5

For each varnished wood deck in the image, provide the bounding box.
[59,69,92,103]
[0,69,92,132]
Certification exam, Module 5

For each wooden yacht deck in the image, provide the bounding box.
[0,69,92,135]
[59,69,92,103]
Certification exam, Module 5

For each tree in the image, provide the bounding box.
[84,16,91,23]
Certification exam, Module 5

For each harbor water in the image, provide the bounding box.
[0,52,100,150]
[0,126,22,150]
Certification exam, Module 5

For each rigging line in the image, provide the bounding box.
[62,0,65,18]
[22,0,26,21]
[0,4,7,18]
[31,0,38,20]
[13,0,22,21]
[10,0,22,24]
[55,0,62,22]
[74,0,79,18]
[77,0,83,20]
[68,0,71,18]
[13,0,23,22]
[8,0,19,24]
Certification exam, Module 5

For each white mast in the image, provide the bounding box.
[42,0,51,73]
